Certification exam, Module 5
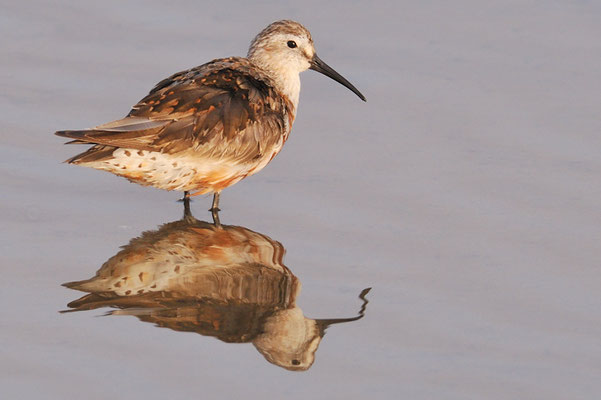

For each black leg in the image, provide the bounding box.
[178,191,190,202]
[209,192,220,212]
[182,196,192,219]
[209,192,221,227]
[211,207,221,227]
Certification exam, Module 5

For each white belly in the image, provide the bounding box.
[88,145,283,193]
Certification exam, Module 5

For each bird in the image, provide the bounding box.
[62,210,370,371]
[55,20,366,212]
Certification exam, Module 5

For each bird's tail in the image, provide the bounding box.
[62,144,117,164]
[55,129,116,164]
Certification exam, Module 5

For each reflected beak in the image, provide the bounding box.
[309,54,366,101]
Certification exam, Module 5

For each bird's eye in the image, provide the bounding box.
[287,40,297,49]
[291,359,301,365]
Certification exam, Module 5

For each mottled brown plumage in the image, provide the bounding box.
[60,58,292,163]
[62,212,370,370]
[56,20,365,205]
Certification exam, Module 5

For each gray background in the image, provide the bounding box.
[1,1,600,399]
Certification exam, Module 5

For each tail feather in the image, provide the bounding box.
[63,144,117,164]
[55,118,167,141]
[56,129,119,164]
[55,129,99,141]
[64,139,91,145]
[62,279,92,291]
[62,277,112,293]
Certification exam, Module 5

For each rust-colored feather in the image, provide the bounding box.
[57,58,293,165]
[54,19,368,196]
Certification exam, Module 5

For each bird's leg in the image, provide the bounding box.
[211,208,221,228]
[209,192,221,212]
[178,191,190,201]
[209,192,221,228]
[177,191,190,201]
[182,195,192,219]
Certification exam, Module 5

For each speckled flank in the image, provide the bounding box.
[92,148,247,192]
[63,219,291,297]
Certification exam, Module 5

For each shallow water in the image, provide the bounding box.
[2,1,601,399]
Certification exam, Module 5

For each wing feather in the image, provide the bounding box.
[56,57,293,164]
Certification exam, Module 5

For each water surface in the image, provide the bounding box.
[2,1,601,399]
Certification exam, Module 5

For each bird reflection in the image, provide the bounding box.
[62,202,370,371]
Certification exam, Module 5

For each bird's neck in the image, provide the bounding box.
[248,55,301,111]
[275,69,300,112]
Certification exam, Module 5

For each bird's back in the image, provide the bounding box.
[56,57,296,193]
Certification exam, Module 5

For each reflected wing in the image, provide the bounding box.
[56,58,292,160]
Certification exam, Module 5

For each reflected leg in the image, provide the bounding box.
[182,196,192,219]
[210,192,221,227]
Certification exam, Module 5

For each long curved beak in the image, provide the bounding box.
[310,54,366,101]
[315,287,371,336]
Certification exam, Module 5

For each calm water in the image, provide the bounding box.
[2,1,601,399]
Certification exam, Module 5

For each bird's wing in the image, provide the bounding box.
[56,58,293,161]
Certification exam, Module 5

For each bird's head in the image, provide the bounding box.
[248,20,366,102]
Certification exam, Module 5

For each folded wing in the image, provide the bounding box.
[56,58,292,162]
